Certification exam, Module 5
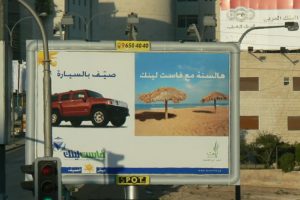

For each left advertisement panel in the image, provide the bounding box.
[36,50,135,174]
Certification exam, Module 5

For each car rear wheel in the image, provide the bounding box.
[70,120,82,127]
[52,111,61,126]
[91,108,109,127]
[110,117,126,127]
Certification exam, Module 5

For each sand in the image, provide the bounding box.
[135,106,229,136]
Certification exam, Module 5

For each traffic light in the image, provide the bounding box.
[35,157,62,200]
[20,163,35,193]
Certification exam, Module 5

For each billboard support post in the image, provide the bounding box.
[235,185,241,200]
[18,0,53,157]
[125,186,138,200]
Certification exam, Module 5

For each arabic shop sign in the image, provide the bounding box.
[220,0,300,49]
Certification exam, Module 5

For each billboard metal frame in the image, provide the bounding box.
[26,40,240,185]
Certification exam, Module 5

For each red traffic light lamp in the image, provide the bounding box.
[41,165,56,176]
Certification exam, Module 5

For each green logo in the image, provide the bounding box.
[207,141,219,159]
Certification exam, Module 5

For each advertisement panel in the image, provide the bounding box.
[220,0,300,50]
[26,41,239,185]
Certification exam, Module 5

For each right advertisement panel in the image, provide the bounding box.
[135,53,229,137]
[220,0,300,50]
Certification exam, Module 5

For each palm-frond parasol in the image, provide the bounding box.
[139,87,186,119]
[201,91,228,113]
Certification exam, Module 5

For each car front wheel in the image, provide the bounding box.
[91,108,109,127]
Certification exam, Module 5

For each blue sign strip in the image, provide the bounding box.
[61,167,229,174]
[61,167,82,174]
[95,168,229,174]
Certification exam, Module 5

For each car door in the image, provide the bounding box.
[70,91,90,116]
[59,93,73,116]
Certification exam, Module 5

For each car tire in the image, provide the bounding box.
[110,117,126,127]
[91,108,109,127]
[52,110,61,126]
[70,120,82,127]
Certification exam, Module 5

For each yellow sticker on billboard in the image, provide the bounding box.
[37,51,58,67]
[116,175,150,185]
[116,40,150,52]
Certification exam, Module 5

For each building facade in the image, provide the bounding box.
[64,0,92,40]
[65,0,217,41]
[240,51,300,143]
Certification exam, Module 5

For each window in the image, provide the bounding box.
[78,17,81,30]
[61,94,70,101]
[84,0,86,7]
[72,0,75,4]
[240,116,259,130]
[78,0,80,6]
[178,0,198,1]
[293,77,300,91]
[73,92,85,100]
[87,90,103,98]
[284,77,289,86]
[288,116,300,130]
[83,18,86,31]
[72,16,76,29]
[51,95,58,102]
[177,15,198,28]
[240,77,259,91]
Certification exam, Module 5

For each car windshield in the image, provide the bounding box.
[87,90,103,98]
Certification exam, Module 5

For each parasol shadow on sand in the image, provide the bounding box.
[135,112,177,121]
[139,87,186,119]
[201,91,228,113]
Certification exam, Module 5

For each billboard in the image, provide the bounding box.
[220,0,300,50]
[26,41,239,185]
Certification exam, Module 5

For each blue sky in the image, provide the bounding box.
[135,52,230,104]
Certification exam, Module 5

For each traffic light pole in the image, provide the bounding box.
[17,0,53,157]
[0,147,5,200]
[0,0,7,199]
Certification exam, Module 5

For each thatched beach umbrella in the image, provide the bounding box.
[139,87,186,119]
[201,91,228,113]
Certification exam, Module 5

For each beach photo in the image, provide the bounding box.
[135,52,230,136]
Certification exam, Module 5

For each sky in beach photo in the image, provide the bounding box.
[135,52,230,105]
